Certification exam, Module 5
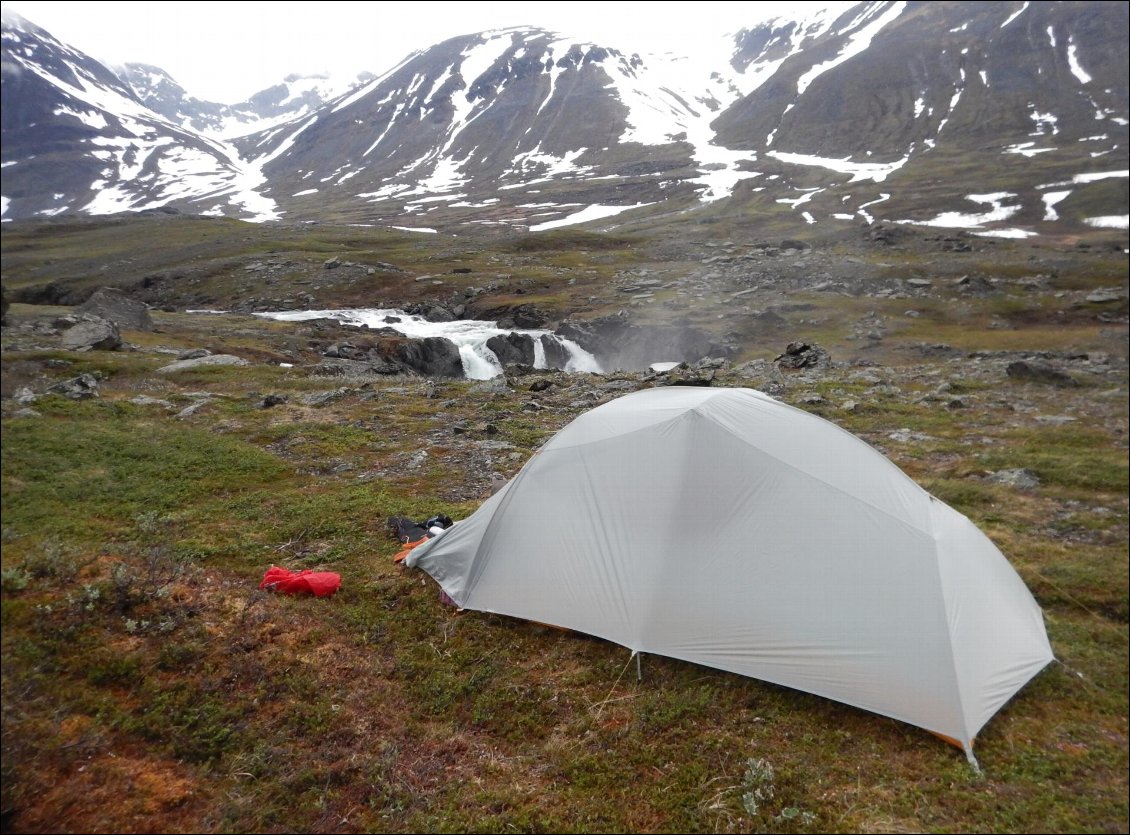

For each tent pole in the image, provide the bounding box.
[635,651,642,681]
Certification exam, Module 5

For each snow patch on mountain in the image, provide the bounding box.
[795,2,906,97]
[898,192,1021,228]
[529,202,653,231]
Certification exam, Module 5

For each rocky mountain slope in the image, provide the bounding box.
[0,12,279,220]
[1,1,1127,239]
[115,62,374,138]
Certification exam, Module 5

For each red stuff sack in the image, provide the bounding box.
[259,566,341,597]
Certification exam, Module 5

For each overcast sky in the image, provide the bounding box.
[1,1,850,102]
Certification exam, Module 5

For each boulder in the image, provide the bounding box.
[393,337,464,377]
[61,316,122,351]
[156,354,250,374]
[775,342,832,371]
[987,469,1041,490]
[77,287,153,331]
[486,333,536,366]
[46,373,100,399]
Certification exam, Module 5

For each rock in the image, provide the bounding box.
[175,400,211,419]
[156,354,250,374]
[61,316,122,351]
[987,469,1041,490]
[888,429,935,443]
[694,357,728,371]
[667,372,715,387]
[394,337,464,377]
[324,257,342,270]
[1035,415,1077,425]
[76,287,153,331]
[14,386,37,406]
[486,333,536,366]
[472,376,511,395]
[540,336,570,370]
[46,373,100,399]
[259,394,288,409]
[303,388,352,406]
[529,379,554,393]
[1086,287,1126,303]
[775,341,831,371]
[129,395,174,409]
[1006,361,1079,387]
[955,275,995,294]
[511,307,548,329]
[177,348,212,360]
[599,380,637,392]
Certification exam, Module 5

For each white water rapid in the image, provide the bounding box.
[254,308,602,380]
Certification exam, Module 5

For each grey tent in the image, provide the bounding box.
[407,387,1053,762]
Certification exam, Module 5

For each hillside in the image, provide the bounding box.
[1,214,1127,832]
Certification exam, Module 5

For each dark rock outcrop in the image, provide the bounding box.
[486,333,536,366]
[390,337,464,377]
[540,335,570,369]
[775,342,832,371]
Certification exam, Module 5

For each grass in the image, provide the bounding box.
[1,217,1127,833]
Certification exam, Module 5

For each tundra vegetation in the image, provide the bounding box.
[1,214,1127,833]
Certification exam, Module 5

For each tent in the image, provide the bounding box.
[406,387,1053,764]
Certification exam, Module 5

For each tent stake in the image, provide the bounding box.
[963,744,983,776]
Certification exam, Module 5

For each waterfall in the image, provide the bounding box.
[254,307,603,380]
[459,343,504,379]
[559,338,602,373]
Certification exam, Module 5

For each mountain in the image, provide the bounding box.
[0,11,281,220]
[115,62,375,138]
[2,1,1127,239]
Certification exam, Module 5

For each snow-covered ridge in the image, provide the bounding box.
[3,3,1126,236]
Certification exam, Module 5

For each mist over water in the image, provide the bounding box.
[255,308,602,379]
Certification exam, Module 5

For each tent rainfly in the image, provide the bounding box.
[407,387,1053,765]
